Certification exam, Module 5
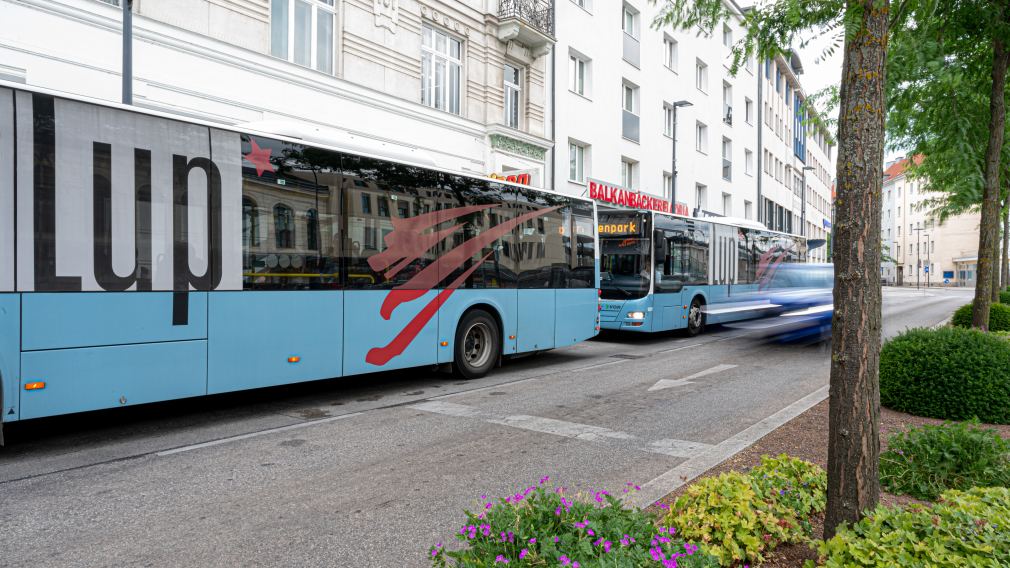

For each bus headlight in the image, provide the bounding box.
[627,311,646,320]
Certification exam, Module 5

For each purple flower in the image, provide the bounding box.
[559,555,571,566]
[519,549,528,560]
[540,475,550,484]
[603,541,612,553]
[495,554,509,564]
[529,538,536,544]
[554,536,560,543]
[587,529,595,537]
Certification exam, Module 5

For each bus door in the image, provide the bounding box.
[709,224,738,307]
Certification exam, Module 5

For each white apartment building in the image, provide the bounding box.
[1,0,556,183]
[552,0,835,261]
[881,156,982,287]
[758,53,834,263]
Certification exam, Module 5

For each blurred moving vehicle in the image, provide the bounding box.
[725,263,834,343]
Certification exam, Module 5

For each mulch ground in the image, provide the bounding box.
[644,399,1010,567]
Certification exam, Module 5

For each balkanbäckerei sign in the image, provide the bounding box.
[588,178,671,214]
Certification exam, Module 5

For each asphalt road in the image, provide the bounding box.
[0,286,972,567]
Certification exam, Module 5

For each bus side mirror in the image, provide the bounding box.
[655,233,669,258]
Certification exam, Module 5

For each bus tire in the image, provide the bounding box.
[686,297,705,337]
[454,309,501,380]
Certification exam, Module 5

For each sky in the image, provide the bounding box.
[794,34,906,164]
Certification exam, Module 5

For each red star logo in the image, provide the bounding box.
[243,138,274,177]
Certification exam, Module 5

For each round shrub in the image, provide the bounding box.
[880,327,1010,423]
[814,487,1010,567]
[951,302,1010,331]
[431,480,719,567]
[880,422,1010,500]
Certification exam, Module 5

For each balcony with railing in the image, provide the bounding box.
[498,0,555,56]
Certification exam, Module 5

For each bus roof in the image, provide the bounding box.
[0,80,592,206]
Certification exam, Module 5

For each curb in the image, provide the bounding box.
[628,385,830,508]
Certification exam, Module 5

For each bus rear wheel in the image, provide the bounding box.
[454,309,500,380]
[686,297,705,337]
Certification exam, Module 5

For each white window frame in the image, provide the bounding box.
[744,97,754,124]
[695,59,708,93]
[569,54,588,96]
[722,25,732,49]
[569,141,587,183]
[623,83,638,114]
[271,0,336,74]
[421,24,463,115]
[622,4,638,39]
[663,104,674,137]
[504,63,521,128]
[744,149,754,176]
[663,35,678,72]
[621,158,637,189]
[695,121,708,153]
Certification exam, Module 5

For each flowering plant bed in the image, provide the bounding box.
[430,477,718,567]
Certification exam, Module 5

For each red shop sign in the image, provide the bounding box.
[588,178,671,214]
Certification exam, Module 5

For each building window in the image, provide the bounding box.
[664,104,674,137]
[622,5,638,38]
[695,59,708,92]
[744,149,754,176]
[744,200,753,219]
[623,83,637,113]
[695,183,707,212]
[621,158,636,189]
[572,0,588,8]
[664,36,678,71]
[722,82,732,124]
[306,208,319,250]
[744,97,753,124]
[722,192,732,216]
[569,54,587,95]
[569,142,586,183]
[242,197,260,247]
[721,138,732,181]
[274,204,295,248]
[504,64,521,128]
[663,172,673,202]
[695,121,707,153]
[421,25,462,115]
[271,0,336,74]
[722,25,732,49]
[361,194,372,215]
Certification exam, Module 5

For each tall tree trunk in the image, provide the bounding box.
[825,0,887,539]
[1002,199,1009,290]
[973,24,1010,328]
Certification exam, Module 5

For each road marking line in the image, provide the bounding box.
[156,411,364,456]
[648,364,737,391]
[627,384,829,508]
[411,401,708,458]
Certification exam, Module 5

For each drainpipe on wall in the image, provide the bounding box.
[549,0,557,191]
[756,58,763,225]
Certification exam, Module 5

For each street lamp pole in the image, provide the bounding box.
[925,232,931,289]
[670,100,693,215]
[913,226,924,289]
[801,165,814,237]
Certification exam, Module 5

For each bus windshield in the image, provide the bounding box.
[600,237,651,300]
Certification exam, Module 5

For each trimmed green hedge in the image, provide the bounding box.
[815,487,1010,567]
[880,327,1010,423]
[1000,290,1010,304]
[951,302,1010,331]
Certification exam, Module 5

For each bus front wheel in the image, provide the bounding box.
[454,310,501,380]
[687,297,705,337]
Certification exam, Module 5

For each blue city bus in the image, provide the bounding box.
[598,210,806,334]
[0,84,599,438]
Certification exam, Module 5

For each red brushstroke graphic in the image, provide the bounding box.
[756,243,796,290]
[365,204,559,366]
